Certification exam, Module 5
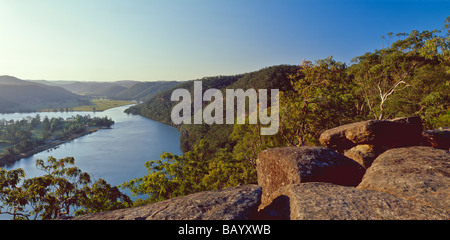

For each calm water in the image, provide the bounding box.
[0,105,182,219]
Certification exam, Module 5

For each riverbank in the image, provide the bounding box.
[0,107,117,169]
[0,127,105,167]
[39,99,136,112]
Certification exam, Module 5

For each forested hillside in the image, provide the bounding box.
[34,79,180,102]
[114,81,180,101]
[0,76,83,113]
[40,80,138,96]
[125,65,298,150]
[122,21,449,204]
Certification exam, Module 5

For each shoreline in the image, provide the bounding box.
[0,127,107,168]
[39,100,137,113]
[0,104,128,168]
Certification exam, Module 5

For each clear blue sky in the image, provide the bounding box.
[0,0,449,82]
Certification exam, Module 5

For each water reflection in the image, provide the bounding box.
[1,105,182,202]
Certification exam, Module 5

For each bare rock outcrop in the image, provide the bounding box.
[256,146,365,208]
[319,116,423,151]
[75,184,261,220]
[259,182,449,220]
[357,146,450,212]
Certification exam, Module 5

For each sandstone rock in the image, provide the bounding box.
[318,121,361,150]
[422,128,450,150]
[259,183,450,220]
[319,116,423,151]
[344,144,378,169]
[75,185,261,220]
[256,146,365,208]
[357,146,450,212]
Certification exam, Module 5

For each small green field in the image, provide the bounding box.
[41,99,136,112]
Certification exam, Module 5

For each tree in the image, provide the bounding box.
[0,157,131,220]
[22,157,93,219]
[120,138,258,204]
[279,57,360,146]
[74,178,132,216]
[350,26,448,120]
[0,168,28,219]
[120,141,209,203]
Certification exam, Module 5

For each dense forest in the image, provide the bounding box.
[1,18,449,219]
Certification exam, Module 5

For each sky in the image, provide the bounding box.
[0,0,449,82]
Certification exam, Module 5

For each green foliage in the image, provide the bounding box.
[0,156,131,220]
[120,139,257,204]
[0,168,28,219]
[73,178,132,216]
[350,26,449,120]
[0,115,115,167]
[279,57,363,147]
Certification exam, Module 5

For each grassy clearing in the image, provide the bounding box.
[41,99,136,112]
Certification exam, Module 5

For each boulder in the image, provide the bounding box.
[319,116,423,151]
[422,128,450,150]
[357,146,450,212]
[256,146,365,208]
[344,144,379,169]
[319,121,363,150]
[75,184,261,220]
[259,182,449,220]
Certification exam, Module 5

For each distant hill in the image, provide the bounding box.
[0,75,33,86]
[100,85,129,98]
[114,81,180,101]
[0,76,82,113]
[126,65,299,123]
[33,80,140,96]
[33,79,181,101]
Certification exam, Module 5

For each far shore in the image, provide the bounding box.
[0,127,110,168]
[39,99,137,113]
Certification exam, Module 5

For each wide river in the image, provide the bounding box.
[0,105,182,218]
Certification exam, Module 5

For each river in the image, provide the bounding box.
[0,105,182,219]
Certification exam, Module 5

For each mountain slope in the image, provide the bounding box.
[0,75,82,112]
[53,81,139,96]
[114,81,180,101]
[125,65,300,152]
[33,79,181,101]
[126,65,298,123]
[99,85,129,98]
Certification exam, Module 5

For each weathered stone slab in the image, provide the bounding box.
[259,183,449,220]
[75,185,261,220]
[256,146,365,208]
[357,146,450,212]
[319,116,423,151]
